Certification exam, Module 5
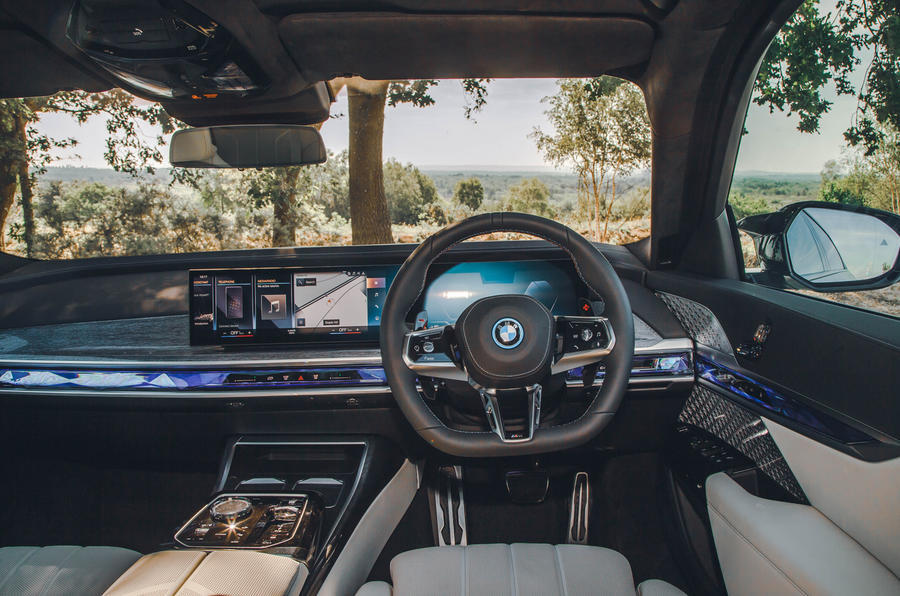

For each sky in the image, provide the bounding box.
[35,77,859,174]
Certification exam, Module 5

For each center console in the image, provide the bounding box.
[156,435,403,595]
[175,493,321,556]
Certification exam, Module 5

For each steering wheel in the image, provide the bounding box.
[381,213,634,456]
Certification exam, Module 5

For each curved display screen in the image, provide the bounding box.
[190,266,397,345]
[422,260,580,326]
[190,260,582,346]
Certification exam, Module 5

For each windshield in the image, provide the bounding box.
[0,77,651,260]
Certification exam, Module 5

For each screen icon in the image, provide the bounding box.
[260,294,287,320]
[225,286,243,320]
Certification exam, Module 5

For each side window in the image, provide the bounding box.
[731,1,900,317]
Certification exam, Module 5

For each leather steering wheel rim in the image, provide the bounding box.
[380,212,635,457]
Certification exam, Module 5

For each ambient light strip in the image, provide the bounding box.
[0,367,387,391]
[695,356,870,444]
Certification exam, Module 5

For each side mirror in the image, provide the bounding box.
[170,125,326,169]
[738,201,900,292]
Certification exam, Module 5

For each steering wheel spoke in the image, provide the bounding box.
[550,316,616,375]
[473,382,542,443]
[402,325,468,382]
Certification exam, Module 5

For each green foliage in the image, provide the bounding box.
[419,201,450,226]
[387,79,491,120]
[502,178,556,218]
[820,182,867,206]
[729,192,772,219]
[383,159,439,224]
[531,77,650,240]
[27,181,257,259]
[816,127,900,213]
[755,0,900,154]
[452,177,484,211]
[33,90,188,179]
[610,187,650,220]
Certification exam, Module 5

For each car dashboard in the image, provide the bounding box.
[0,241,694,399]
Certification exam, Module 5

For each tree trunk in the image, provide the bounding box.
[18,160,33,257]
[0,164,15,250]
[347,79,392,245]
[14,113,34,257]
[272,166,301,247]
[0,103,23,250]
[602,173,617,242]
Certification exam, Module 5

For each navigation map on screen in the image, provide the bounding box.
[293,272,368,329]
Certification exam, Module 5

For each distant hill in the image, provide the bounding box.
[39,166,171,186]
[38,166,819,208]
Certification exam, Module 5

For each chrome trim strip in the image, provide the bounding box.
[401,326,468,382]
[550,316,616,375]
[0,338,691,369]
[635,338,693,353]
[566,373,695,388]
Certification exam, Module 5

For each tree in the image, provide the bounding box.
[0,90,185,255]
[383,159,438,224]
[332,77,490,245]
[503,178,556,218]
[453,177,484,211]
[817,123,900,213]
[531,77,651,241]
[244,166,309,246]
[26,181,235,259]
[754,0,899,154]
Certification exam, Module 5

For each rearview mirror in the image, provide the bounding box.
[169,125,326,168]
[738,201,900,292]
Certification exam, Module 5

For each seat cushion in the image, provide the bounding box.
[0,546,141,596]
[357,543,684,596]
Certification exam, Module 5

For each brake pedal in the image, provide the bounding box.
[429,465,467,546]
[567,471,590,544]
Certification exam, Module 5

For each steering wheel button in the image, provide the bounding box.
[423,341,435,353]
[580,328,594,342]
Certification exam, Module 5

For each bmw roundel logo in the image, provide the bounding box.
[492,318,524,349]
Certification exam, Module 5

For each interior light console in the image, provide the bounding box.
[189,267,398,345]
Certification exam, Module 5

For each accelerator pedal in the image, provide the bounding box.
[429,465,467,546]
[567,471,591,544]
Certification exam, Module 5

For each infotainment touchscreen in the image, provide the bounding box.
[189,266,397,345]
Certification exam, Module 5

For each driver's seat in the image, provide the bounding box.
[355,543,686,596]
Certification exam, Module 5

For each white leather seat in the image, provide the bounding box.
[0,546,140,596]
[356,543,686,596]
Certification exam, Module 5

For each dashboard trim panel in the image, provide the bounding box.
[0,338,694,400]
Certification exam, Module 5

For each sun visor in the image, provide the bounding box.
[279,14,654,80]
